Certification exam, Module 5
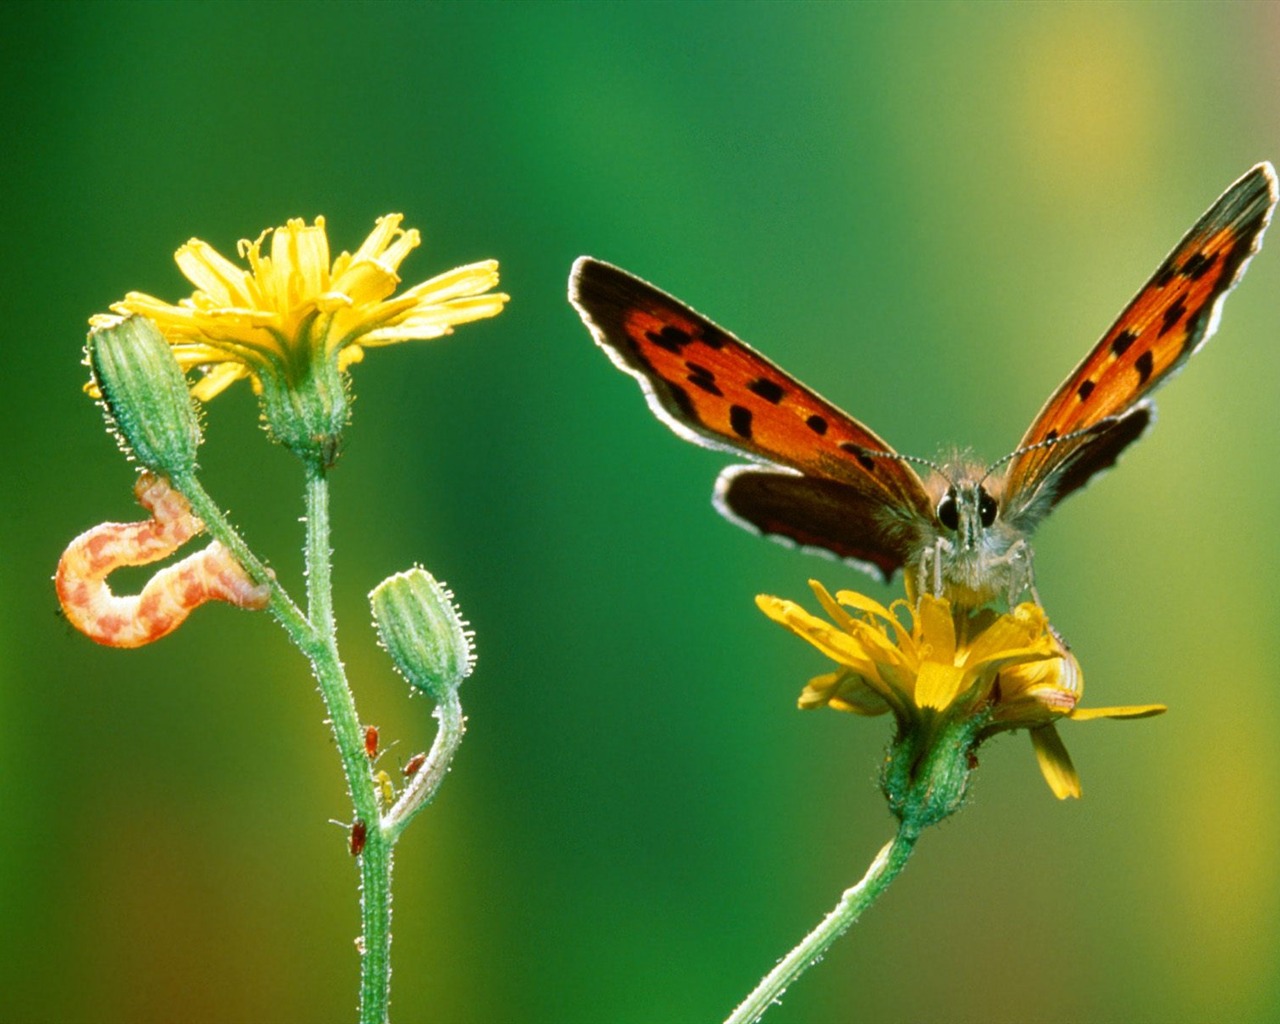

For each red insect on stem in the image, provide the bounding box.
[364,725,379,760]
[350,819,367,857]
[403,752,427,778]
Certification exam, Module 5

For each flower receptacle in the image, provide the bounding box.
[881,713,985,832]
[256,350,350,466]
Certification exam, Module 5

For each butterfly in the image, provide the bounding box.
[569,164,1277,607]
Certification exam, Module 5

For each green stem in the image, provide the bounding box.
[176,466,459,1022]
[723,827,919,1024]
[382,689,464,844]
[185,464,391,1021]
[172,470,309,642]
[300,461,391,1024]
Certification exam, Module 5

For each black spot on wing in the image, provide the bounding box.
[667,382,696,419]
[729,404,753,439]
[647,325,693,354]
[839,442,877,472]
[1154,260,1177,288]
[1076,379,1095,401]
[1159,299,1187,337]
[805,414,828,435]
[685,362,721,396]
[746,377,785,404]
[1135,349,1154,384]
[1182,251,1218,280]
[1111,330,1138,356]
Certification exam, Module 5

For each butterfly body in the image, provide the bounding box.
[570,164,1276,608]
[912,468,1026,606]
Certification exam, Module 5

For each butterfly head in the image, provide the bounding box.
[916,461,1030,605]
[935,479,999,554]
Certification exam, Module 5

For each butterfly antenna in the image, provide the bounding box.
[980,420,1117,482]
[858,448,954,487]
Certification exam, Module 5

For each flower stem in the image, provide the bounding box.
[300,461,391,1024]
[176,465,463,1022]
[723,827,919,1024]
[382,689,465,843]
[172,470,309,640]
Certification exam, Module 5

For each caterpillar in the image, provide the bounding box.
[55,472,270,648]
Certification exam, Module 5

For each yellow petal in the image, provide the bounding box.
[800,670,889,715]
[916,595,957,662]
[1001,648,1082,702]
[829,694,892,715]
[374,222,420,272]
[798,670,843,709]
[328,258,400,308]
[1030,724,1081,799]
[809,580,860,633]
[962,612,1043,666]
[756,596,890,673]
[276,218,332,305]
[833,588,896,624]
[174,239,252,307]
[1070,704,1167,721]
[399,260,501,303]
[350,213,409,265]
[189,362,251,401]
[915,660,967,710]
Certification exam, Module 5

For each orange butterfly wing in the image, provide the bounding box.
[1004,163,1277,520]
[569,258,935,577]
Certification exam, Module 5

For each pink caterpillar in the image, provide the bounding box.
[56,473,270,648]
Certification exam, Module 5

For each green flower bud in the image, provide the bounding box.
[370,568,474,700]
[88,315,201,476]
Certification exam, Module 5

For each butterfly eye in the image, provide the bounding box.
[937,489,960,531]
[979,488,998,528]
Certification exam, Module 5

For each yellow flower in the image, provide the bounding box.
[758,581,1165,801]
[91,215,508,402]
[89,215,508,465]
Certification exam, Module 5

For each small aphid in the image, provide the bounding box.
[373,770,396,806]
[350,819,367,857]
[364,725,379,760]
[403,752,427,778]
[55,472,270,648]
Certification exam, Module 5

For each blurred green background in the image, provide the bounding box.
[4,2,1279,1022]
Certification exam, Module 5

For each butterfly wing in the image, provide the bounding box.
[712,467,927,581]
[569,257,935,578]
[1003,162,1278,526]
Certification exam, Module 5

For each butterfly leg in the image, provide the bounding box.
[914,539,949,599]
[994,539,1070,646]
[997,537,1036,607]
[915,547,931,599]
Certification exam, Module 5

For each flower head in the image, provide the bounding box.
[759,582,1165,813]
[90,215,508,463]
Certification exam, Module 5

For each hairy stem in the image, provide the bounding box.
[724,827,918,1024]
[382,689,465,843]
[300,461,391,1023]
[172,470,309,640]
